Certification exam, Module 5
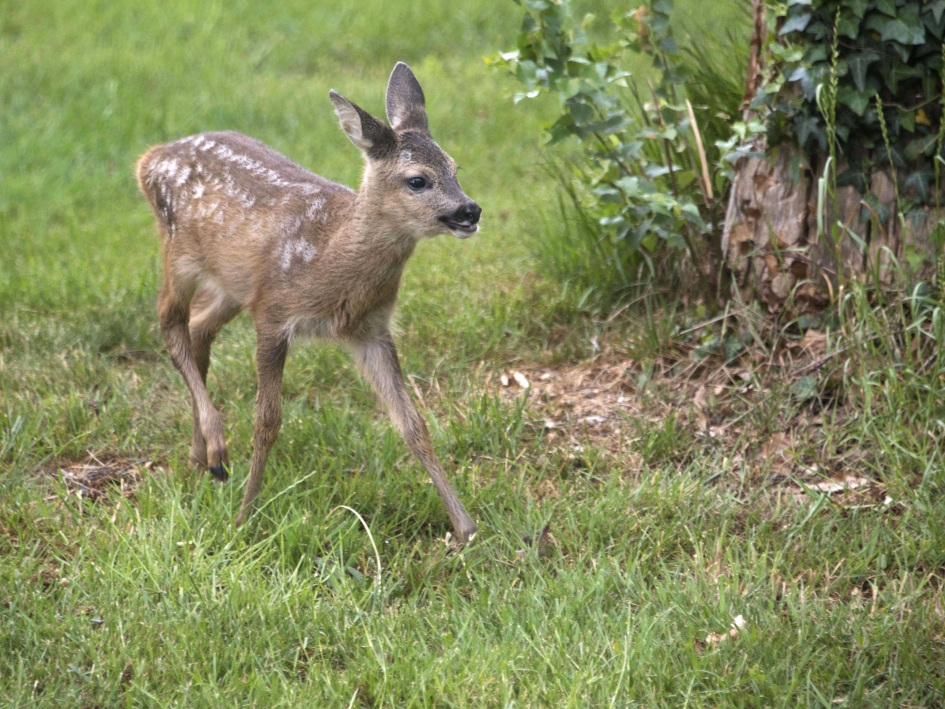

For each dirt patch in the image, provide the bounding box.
[489,331,884,503]
[45,454,158,501]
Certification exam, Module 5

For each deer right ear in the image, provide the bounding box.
[329,90,396,159]
[386,62,429,133]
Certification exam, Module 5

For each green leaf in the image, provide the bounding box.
[897,4,927,44]
[837,86,871,116]
[568,101,594,125]
[847,51,880,93]
[878,18,914,44]
[837,15,861,39]
[792,375,819,401]
[874,0,897,17]
[794,112,821,148]
[837,166,867,193]
[657,35,678,54]
[848,0,869,18]
[930,0,945,24]
[900,110,915,133]
[780,11,812,35]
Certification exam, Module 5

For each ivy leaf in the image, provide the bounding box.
[805,21,830,41]
[930,0,945,24]
[905,134,938,160]
[848,0,869,18]
[900,110,915,133]
[837,166,868,193]
[874,0,897,17]
[905,170,931,203]
[794,112,821,148]
[847,51,880,92]
[897,4,927,44]
[837,15,861,39]
[924,9,945,38]
[875,143,906,169]
[780,11,812,35]
[837,86,871,116]
[788,65,817,100]
[877,18,915,44]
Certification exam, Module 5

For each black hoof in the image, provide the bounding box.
[209,464,229,482]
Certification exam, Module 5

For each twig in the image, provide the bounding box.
[791,346,851,377]
[678,312,730,336]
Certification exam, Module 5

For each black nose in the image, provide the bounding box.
[455,202,481,225]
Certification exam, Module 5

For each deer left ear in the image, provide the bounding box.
[329,90,397,159]
[386,62,429,134]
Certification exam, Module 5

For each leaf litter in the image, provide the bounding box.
[42,453,159,502]
[490,324,888,507]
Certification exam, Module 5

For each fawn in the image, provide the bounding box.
[136,63,480,543]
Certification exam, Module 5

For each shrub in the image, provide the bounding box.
[492,0,750,312]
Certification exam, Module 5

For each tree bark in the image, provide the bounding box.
[721,0,938,313]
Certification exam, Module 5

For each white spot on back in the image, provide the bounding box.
[279,238,317,272]
[305,198,325,220]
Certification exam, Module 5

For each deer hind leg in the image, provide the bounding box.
[351,332,477,544]
[187,285,242,471]
[235,331,288,526]
[157,273,231,482]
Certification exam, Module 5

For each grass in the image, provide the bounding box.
[2,0,945,706]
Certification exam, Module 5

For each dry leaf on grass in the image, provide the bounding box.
[803,475,872,494]
[705,614,747,646]
[48,456,155,501]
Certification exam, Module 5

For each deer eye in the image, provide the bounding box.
[406,176,427,190]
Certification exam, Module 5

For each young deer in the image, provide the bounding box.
[136,63,480,542]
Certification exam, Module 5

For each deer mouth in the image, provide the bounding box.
[440,217,479,238]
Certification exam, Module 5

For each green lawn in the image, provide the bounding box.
[2,0,944,706]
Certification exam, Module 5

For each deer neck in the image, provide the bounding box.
[332,170,419,269]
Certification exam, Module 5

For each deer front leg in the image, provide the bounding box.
[352,332,477,544]
[158,279,230,481]
[235,333,288,526]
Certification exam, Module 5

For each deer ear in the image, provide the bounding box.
[329,90,397,158]
[385,62,429,133]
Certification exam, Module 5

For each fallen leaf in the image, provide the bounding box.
[693,385,708,410]
[705,615,747,646]
[804,475,871,494]
[800,329,827,356]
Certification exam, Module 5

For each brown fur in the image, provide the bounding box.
[135,63,480,542]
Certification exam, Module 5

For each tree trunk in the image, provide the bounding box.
[724,146,939,313]
[721,0,938,313]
